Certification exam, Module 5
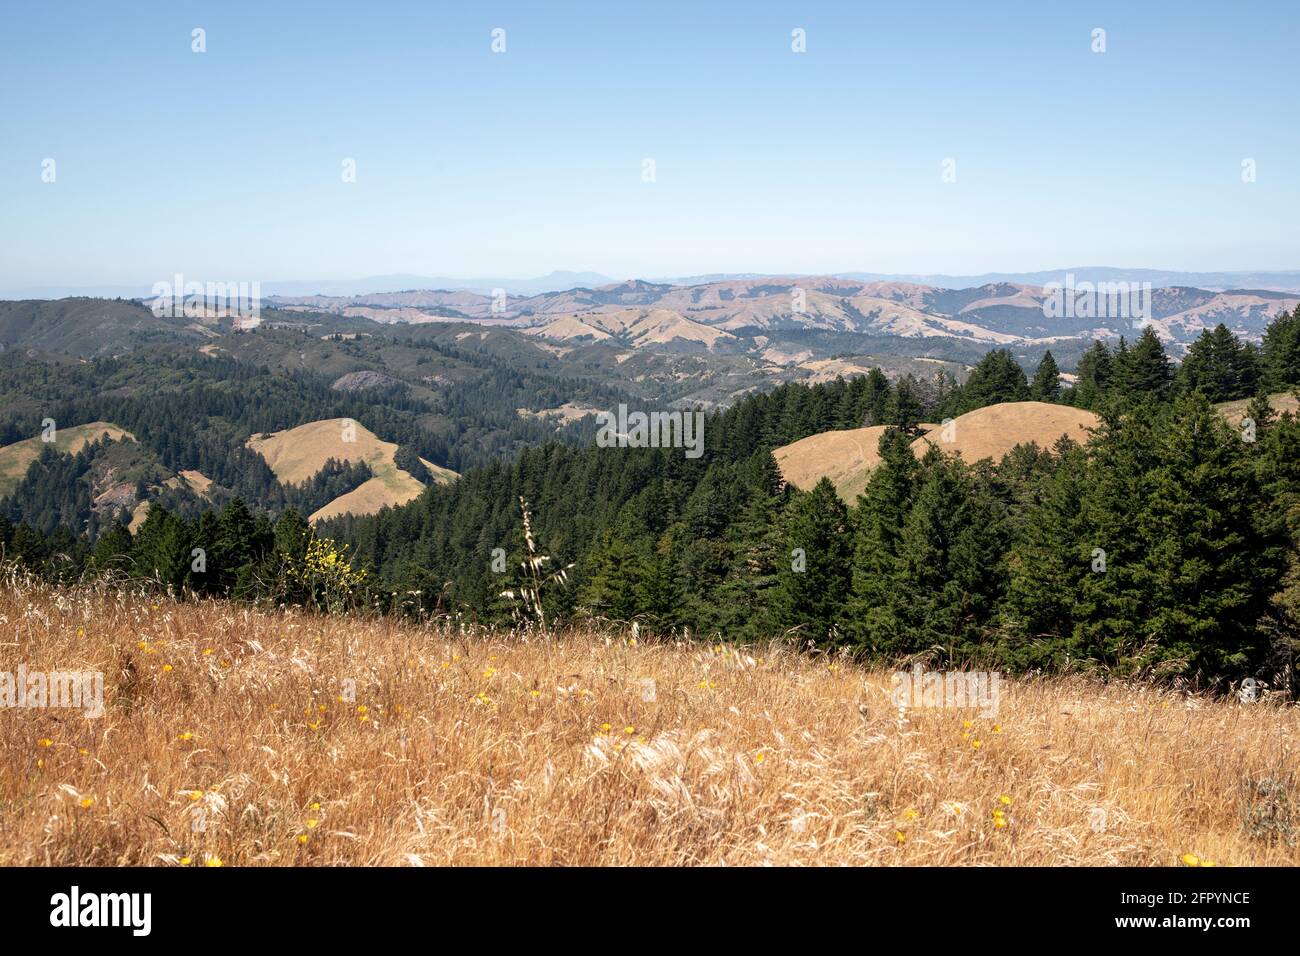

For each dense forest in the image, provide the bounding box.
[4,309,1300,691]
[0,336,634,536]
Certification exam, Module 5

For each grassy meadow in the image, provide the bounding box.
[1,568,1296,867]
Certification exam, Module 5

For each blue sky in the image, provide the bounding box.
[1,0,1297,289]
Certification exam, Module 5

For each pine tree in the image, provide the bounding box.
[1114,327,1172,401]
[858,368,892,427]
[773,477,851,644]
[949,349,1029,415]
[91,520,134,574]
[1076,395,1285,682]
[1075,340,1114,409]
[713,454,787,640]
[847,428,921,650]
[1029,351,1061,402]
[132,505,191,589]
[1000,438,1090,667]
[878,450,1008,661]
[883,375,923,430]
[581,527,648,621]
[1178,324,1260,401]
[1261,307,1300,390]
[633,536,683,633]
[1244,393,1277,433]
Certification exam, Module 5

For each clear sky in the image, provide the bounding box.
[1,0,1297,289]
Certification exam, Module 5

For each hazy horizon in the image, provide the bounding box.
[9,265,1300,301]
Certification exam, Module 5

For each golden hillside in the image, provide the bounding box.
[0,422,135,497]
[245,418,456,523]
[911,402,1100,464]
[1216,390,1299,426]
[775,402,1100,503]
[775,425,897,502]
[1,573,1294,866]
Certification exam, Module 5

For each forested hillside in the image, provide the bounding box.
[4,308,1300,690]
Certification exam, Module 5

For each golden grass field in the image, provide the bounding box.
[1,570,1296,867]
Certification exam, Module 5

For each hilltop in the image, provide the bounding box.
[775,393,1300,504]
[776,402,1101,502]
[0,422,135,498]
[246,418,456,522]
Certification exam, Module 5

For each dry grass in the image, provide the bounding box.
[246,418,400,486]
[911,401,1100,465]
[1216,391,1300,426]
[776,402,1100,503]
[775,425,894,501]
[0,422,135,498]
[243,418,451,523]
[1,572,1297,867]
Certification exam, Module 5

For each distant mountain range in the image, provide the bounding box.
[8,267,1300,300]
[263,275,1300,358]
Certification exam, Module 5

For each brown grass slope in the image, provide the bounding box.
[910,401,1100,464]
[775,402,1100,503]
[1,574,1296,866]
[245,418,456,523]
[1216,391,1300,426]
[0,422,136,498]
[775,425,919,502]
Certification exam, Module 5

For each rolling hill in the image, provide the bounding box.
[0,421,136,497]
[245,418,457,523]
[910,402,1101,465]
[776,402,1102,502]
[265,276,1300,361]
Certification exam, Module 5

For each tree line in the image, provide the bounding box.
[3,308,1299,691]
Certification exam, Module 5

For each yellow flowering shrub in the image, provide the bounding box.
[287,534,368,613]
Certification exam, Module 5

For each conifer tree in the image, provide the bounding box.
[1076,395,1284,681]
[90,520,134,574]
[132,505,191,589]
[1075,340,1114,409]
[1029,351,1061,402]
[1001,438,1090,667]
[883,375,923,430]
[951,349,1029,414]
[857,368,892,426]
[877,450,1008,660]
[1114,327,1172,401]
[1261,307,1300,390]
[847,428,921,650]
[713,454,787,640]
[773,477,851,643]
[1177,324,1260,401]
